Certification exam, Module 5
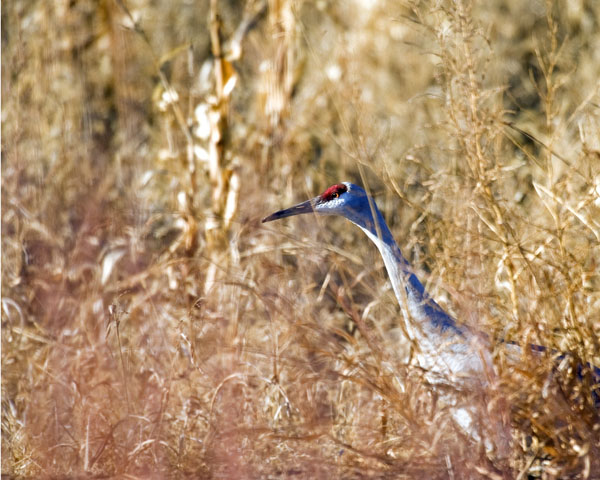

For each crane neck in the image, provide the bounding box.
[348,203,462,337]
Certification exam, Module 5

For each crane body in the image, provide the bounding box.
[262,182,599,433]
[263,182,490,382]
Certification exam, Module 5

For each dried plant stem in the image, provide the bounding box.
[108,305,131,414]
[208,0,227,219]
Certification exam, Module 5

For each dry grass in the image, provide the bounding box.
[2,0,600,478]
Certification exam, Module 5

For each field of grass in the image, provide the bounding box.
[2,0,600,478]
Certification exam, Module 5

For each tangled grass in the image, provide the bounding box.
[2,0,600,478]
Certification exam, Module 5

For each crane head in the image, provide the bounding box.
[262,182,380,231]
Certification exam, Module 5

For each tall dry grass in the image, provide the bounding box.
[2,0,600,478]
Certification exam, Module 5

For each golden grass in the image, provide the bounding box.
[2,0,600,478]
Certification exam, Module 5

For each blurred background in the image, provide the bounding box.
[2,0,600,477]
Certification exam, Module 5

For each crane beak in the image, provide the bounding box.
[262,198,316,223]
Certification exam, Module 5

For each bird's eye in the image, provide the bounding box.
[332,192,339,199]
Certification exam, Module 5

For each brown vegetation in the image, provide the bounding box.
[2,0,600,478]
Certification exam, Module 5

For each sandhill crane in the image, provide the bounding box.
[262,182,599,446]
[263,182,487,380]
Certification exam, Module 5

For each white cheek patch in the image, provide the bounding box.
[316,196,346,214]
